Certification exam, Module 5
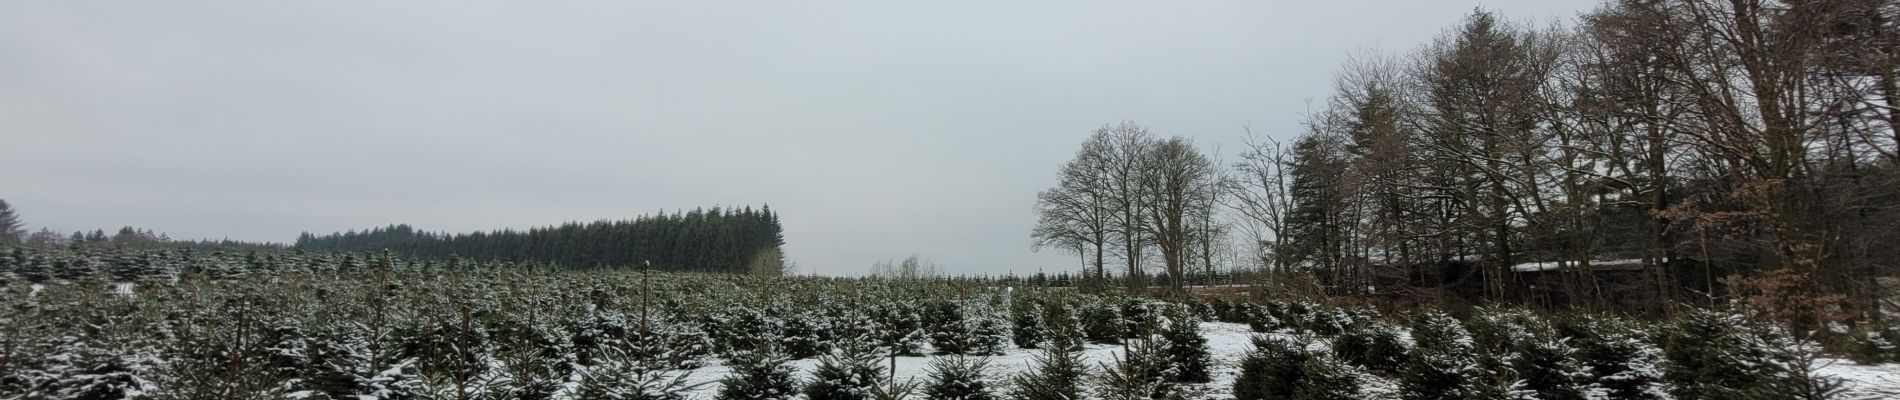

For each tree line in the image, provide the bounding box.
[294,206,787,274]
[1032,122,1226,293]
[1039,1,1900,321]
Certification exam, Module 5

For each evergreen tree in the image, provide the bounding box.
[923,355,996,400]
[1663,310,1844,400]
[718,341,799,400]
[1399,311,1493,400]
[0,199,22,244]
[1041,300,1086,352]
[1332,320,1409,375]
[1012,299,1049,349]
[1158,306,1210,383]
[1092,338,1179,400]
[1082,300,1125,344]
[1232,334,1313,400]
[1559,316,1668,400]
[1292,355,1364,400]
[804,340,885,400]
[1008,347,1089,400]
[566,345,697,400]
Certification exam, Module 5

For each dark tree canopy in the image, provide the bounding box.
[0,199,21,244]
[295,206,785,273]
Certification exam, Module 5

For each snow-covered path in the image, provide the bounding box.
[672,322,1900,399]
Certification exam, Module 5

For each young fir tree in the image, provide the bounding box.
[1118,300,1160,340]
[1331,320,1410,375]
[804,340,886,400]
[565,345,698,400]
[1041,300,1087,352]
[964,301,1012,356]
[1093,337,1180,400]
[922,355,997,400]
[1293,354,1365,400]
[873,300,927,356]
[1013,299,1049,350]
[929,300,970,355]
[718,339,800,400]
[1158,306,1210,383]
[1468,309,1589,400]
[1083,299,1126,345]
[1232,333,1315,400]
[1663,310,1843,400]
[1242,302,1285,333]
[1557,316,1668,400]
[1008,346,1090,400]
[1398,311,1493,400]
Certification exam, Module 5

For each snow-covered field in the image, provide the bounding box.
[672,322,1900,399]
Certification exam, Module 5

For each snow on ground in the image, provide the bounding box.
[670,322,1900,399]
[675,322,1262,399]
[1820,359,1900,400]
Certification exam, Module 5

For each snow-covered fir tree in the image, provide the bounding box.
[804,339,886,400]
[561,345,698,400]
[1094,337,1179,400]
[717,340,799,400]
[1082,299,1125,344]
[1663,310,1842,400]
[871,300,927,356]
[1295,353,1366,400]
[1012,299,1049,349]
[1558,316,1669,400]
[1158,306,1210,383]
[1399,311,1497,400]
[1232,333,1317,400]
[1332,319,1410,375]
[923,355,997,400]
[1008,346,1089,400]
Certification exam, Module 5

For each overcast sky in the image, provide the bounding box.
[2,0,1601,276]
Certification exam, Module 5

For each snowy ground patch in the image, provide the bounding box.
[669,322,1900,399]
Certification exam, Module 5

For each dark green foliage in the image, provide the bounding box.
[805,341,886,400]
[1305,308,1353,337]
[1557,316,1668,400]
[295,206,786,274]
[1510,335,1590,400]
[1119,299,1160,338]
[1331,320,1409,375]
[718,344,799,400]
[1467,308,1587,400]
[1232,334,1313,400]
[1009,347,1089,400]
[1841,324,1900,364]
[873,301,928,356]
[1041,300,1086,352]
[1663,310,1845,400]
[1398,311,1492,400]
[929,300,970,354]
[782,313,826,359]
[923,355,996,400]
[1158,306,1210,383]
[1083,300,1125,344]
[1092,338,1179,400]
[1013,299,1048,349]
[927,300,1010,356]
[1292,355,1363,400]
[569,345,698,400]
[1240,302,1284,332]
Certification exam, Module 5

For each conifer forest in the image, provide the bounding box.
[5,0,1900,399]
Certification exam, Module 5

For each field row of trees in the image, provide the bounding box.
[294,206,787,274]
[0,245,1867,399]
[1037,1,1900,322]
